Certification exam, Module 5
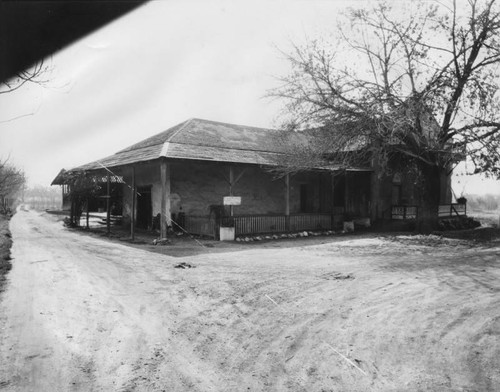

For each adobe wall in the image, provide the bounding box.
[121,162,162,224]
[120,160,372,228]
[170,161,289,216]
[169,162,344,216]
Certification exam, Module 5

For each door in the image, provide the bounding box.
[300,184,309,212]
[136,186,152,229]
[392,184,402,205]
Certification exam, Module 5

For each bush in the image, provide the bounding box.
[438,217,481,231]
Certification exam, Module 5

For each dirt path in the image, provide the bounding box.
[1,210,499,391]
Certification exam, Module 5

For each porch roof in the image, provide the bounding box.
[56,118,371,179]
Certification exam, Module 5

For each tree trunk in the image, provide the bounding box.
[70,199,75,226]
[416,163,442,233]
[74,199,81,227]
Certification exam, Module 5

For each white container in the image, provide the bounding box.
[219,227,235,241]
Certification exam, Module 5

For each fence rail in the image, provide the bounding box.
[438,203,467,218]
[222,211,344,236]
[392,203,467,220]
[183,215,216,238]
[232,215,287,235]
[391,205,418,220]
[183,210,346,238]
[289,214,333,232]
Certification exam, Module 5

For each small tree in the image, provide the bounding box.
[65,172,103,226]
[270,0,500,230]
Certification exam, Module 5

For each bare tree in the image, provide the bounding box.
[0,59,49,95]
[269,0,500,229]
[0,157,26,213]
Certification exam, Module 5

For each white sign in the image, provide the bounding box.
[223,196,241,206]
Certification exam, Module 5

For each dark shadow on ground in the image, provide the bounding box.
[44,211,381,257]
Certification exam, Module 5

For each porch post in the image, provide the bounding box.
[61,186,65,210]
[131,165,136,241]
[285,174,290,231]
[160,159,171,239]
[370,155,380,222]
[86,198,89,229]
[106,173,111,236]
[70,198,75,225]
[344,171,349,215]
[229,166,234,216]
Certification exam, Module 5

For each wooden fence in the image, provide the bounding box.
[438,203,467,218]
[232,215,287,235]
[392,203,467,220]
[391,205,418,220]
[183,210,345,238]
[224,211,344,236]
[183,215,217,238]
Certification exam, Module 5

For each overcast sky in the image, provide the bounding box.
[1,0,499,195]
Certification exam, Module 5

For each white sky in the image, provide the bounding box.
[1,0,499,195]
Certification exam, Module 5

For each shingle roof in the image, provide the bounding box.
[63,118,371,177]
[74,144,164,171]
[164,118,287,153]
[70,118,295,171]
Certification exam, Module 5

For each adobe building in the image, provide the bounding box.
[52,118,457,239]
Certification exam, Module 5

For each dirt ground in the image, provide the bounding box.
[1,210,499,391]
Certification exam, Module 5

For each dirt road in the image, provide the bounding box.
[1,210,499,391]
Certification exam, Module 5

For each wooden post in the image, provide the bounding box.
[131,166,136,241]
[86,198,89,229]
[229,166,234,216]
[70,198,74,225]
[344,171,349,215]
[160,159,171,239]
[370,154,380,222]
[106,173,111,236]
[285,173,290,231]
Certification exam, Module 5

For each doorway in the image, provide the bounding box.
[392,184,402,205]
[136,185,152,229]
[300,184,311,212]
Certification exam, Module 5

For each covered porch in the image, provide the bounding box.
[74,158,374,240]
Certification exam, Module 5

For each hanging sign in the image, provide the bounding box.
[223,196,241,206]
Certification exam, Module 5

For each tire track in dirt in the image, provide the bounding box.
[38,213,229,392]
[3,211,500,391]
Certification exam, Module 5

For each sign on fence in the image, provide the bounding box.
[223,196,241,206]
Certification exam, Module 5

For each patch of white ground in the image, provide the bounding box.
[0,211,499,391]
